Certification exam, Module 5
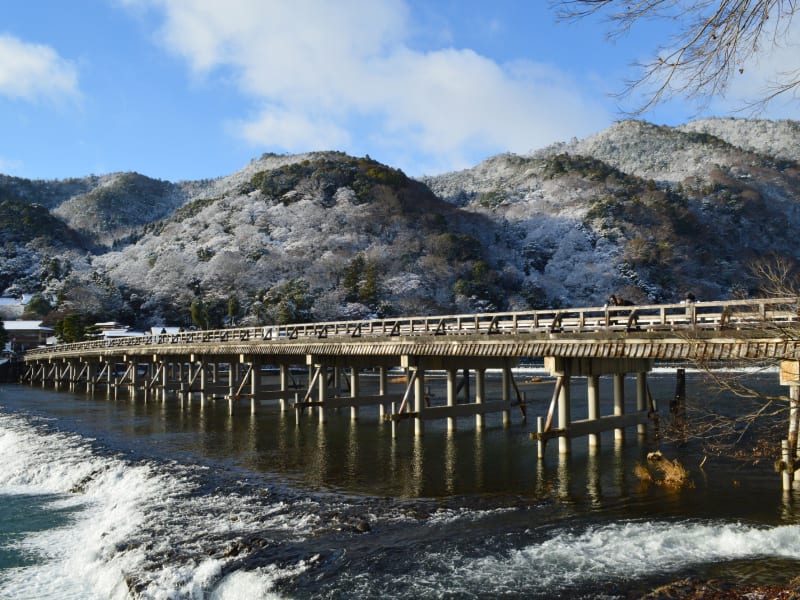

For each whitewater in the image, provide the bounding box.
[1,371,799,598]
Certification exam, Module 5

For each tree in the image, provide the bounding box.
[555,1,800,112]
[23,294,52,318]
[0,320,7,350]
[227,296,240,326]
[662,254,800,473]
[262,279,314,324]
[54,314,86,343]
[190,299,210,330]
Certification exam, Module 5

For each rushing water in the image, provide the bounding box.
[1,368,798,599]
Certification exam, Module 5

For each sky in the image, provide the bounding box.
[0,0,797,182]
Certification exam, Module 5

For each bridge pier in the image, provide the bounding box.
[387,356,524,436]
[414,365,425,437]
[780,361,800,491]
[587,375,599,449]
[532,357,653,455]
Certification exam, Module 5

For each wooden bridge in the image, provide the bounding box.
[20,297,800,489]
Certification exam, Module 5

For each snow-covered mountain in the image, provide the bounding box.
[1,118,798,328]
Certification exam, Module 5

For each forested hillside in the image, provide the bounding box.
[1,118,797,331]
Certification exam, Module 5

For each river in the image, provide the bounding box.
[1,368,798,598]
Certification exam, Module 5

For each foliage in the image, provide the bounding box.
[190,299,210,330]
[23,294,52,318]
[453,261,506,311]
[428,233,482,262]
[542,154,632,182]
[169,196,220,223]
[342,255,380,305]
[0,197,83,247]
[1,123,798,326]
[250,156,408,206]
[227,296,240,325]
[54,314,87,343]
[261,279,315,324]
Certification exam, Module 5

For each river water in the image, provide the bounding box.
[1,368,799,598]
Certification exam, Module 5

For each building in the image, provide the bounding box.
[3,320,54,352]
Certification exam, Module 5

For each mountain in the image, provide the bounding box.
[422,118,800,305]
[0,118,798,328]
[51,172,188,247]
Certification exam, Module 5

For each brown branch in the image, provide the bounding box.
[553,0,800,113]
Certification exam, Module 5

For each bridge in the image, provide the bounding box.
[20,296,800,489]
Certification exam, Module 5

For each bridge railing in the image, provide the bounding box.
[23,297,799,359]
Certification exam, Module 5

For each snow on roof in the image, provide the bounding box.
[150,326,182,335]
[99,329,145,338]
[3,320,53,332]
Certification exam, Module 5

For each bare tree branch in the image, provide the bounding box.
[553,0,800,113]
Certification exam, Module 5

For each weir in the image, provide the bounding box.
[19,297,800,490]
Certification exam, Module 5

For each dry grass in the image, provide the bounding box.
[635,450,694,488]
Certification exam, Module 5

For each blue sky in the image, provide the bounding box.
[1,1,796,182]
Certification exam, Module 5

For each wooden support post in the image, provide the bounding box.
[501,364,511,427]
[250,359,260,414]
[587,375,600,449]
[558,373,571,454]
[789,385,799,485]
[199,363,207,406]
[613,373,625,442]
[536,416,545,458]
[350,367,359,421]
[68,361,76,392]
[107,360,113,397]
[462,368,470,403]
[414,368,425,436]
[279,364,289,412]
[160,361,167,403]
[475,368,485,430]
[318,365,327,424]
[378,366,387,422]
[228,361,236,401]
[671,368,687,439]
[637,372,647,436]
[127,361,136,398]
[87,362,96,394]
[447,369,457,432]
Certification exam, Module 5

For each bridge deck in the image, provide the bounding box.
[23,297,800,362]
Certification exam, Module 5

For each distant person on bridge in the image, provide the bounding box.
[607,294,634,307]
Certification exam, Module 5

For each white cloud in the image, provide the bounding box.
[125,0,609,173]
[0,35,79,102]
[231,106,351,151]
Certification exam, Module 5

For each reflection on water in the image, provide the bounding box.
[1,369,794,522]
[443,433,456,494]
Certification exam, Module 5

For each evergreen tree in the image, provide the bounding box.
[190,299,210,330]
[227,296,240,326]
[54,314,86,343]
